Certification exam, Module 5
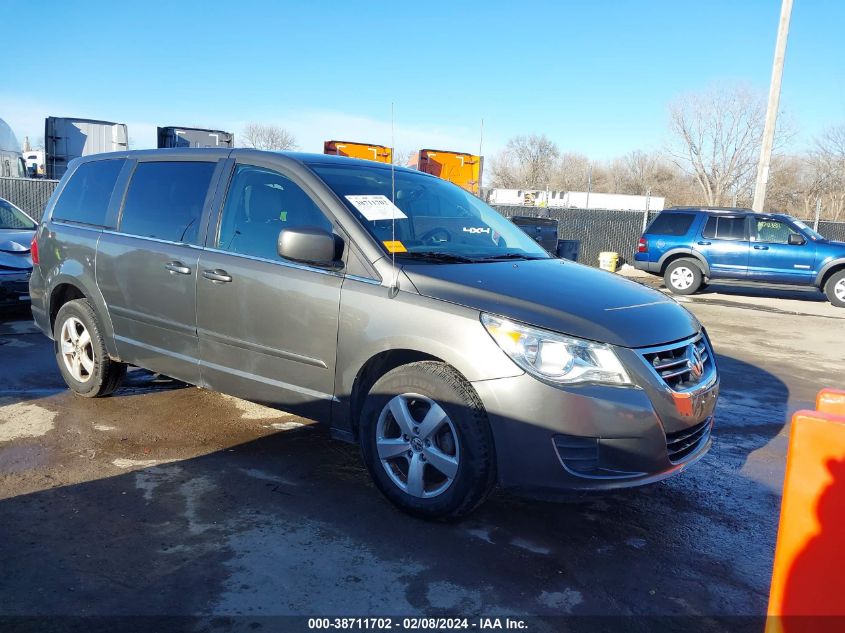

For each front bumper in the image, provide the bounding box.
[0,270,32,306]
[471,336,719,495]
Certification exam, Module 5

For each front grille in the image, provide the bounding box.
[666,419,712,463]
[641,335,711,391]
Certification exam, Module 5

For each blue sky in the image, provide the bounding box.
[3,0,843,159]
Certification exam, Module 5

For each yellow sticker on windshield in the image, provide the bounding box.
[383,240,407,253]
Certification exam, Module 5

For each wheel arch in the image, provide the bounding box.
[816,259,845,289]
[47,275,120,359]
[345,349,450,440]
[659,249,710,276]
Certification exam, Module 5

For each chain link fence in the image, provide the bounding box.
[2,178,843,265]
[493,205,657,266]
[817,220,845,243]
[0,177,59,221]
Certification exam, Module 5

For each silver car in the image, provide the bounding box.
[29,149,719,519]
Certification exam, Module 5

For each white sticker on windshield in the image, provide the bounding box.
[345,195,407,221]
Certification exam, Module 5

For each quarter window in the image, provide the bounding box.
[51,159,125,227]
[753,219,799,244]
[646,213,694,236]
[702,216,745,241]
[119,161,216,243]
[217,164,333,261]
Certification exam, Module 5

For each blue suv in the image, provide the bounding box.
[634,207,845,307]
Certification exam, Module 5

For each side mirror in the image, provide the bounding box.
[277,227,344,268]
[788,234,805,246]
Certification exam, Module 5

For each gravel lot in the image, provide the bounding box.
[1,285,843,627]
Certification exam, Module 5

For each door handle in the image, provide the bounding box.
[165,261,191,275]
[697,241,712,246]
[203,269,232,283]
[753,245,769,250]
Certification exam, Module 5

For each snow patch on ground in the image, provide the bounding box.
[0,400,57,442]
[220,394,294,420]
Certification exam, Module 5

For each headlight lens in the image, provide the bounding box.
[481,314,631,385]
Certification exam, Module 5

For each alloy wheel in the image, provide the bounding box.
[375,393,460,499]
[60,317,95,383]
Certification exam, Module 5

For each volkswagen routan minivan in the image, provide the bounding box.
[30,149,719,519]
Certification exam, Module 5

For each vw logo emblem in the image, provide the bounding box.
[687,345,705,380]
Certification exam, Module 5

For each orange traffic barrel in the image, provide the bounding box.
[767,389,845,633]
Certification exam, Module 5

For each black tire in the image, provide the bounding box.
[359,361,496,520]
[664,258,704,295]
[824,269,845,308]
[53,299,126,397]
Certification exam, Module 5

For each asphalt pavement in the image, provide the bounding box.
[1,290,843,627]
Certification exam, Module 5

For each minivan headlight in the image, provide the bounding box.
[481,314,631,385]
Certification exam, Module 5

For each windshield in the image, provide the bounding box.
[791,219,824,241]
[311,163,550,262]
[0,199,36,230]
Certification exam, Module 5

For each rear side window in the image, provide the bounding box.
[646,213,694,236]
[119,161,216,243]
[51,159,125,226]
[702,216,746,241]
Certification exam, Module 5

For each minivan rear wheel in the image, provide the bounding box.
[824,270,845,308]
[54,299,126,397]
[359,361,496,520]
[664,259,703,295]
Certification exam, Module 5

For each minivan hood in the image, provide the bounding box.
[403,259,700,348]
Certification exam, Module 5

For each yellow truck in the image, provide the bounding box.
[324,140,392,164]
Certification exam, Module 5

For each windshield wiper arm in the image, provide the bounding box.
[473,253,549,261]
[400,251,478,263]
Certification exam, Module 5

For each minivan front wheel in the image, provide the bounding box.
[359,361,496,519]
[664,259,703,295]
[54,299,127,397]
[824,270,845,308]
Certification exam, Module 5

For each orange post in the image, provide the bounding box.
[766,389,845,633]
[816,388,845,416]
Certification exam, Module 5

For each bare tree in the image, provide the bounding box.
[551,152,592,191]
[241,122,298,151]
[489,134,560,188]
[808,124,845,220]
[667,85,771,207]
[392,149,413,167]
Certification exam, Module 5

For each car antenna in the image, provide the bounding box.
[389,101,400,298]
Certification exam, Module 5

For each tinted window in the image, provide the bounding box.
[702,216,745,240]
[119,161,216,243]
[217,165,333,261]
[647,213,694,236]
[52,159,125,226]
[754,219,799,244]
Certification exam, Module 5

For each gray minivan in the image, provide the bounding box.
[29,149,719,519]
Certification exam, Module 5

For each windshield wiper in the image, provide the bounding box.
[400,252,479,263]
[472,253,549,262]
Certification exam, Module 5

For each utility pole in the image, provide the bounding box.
[585,166,592,210]
[752,0,793,212]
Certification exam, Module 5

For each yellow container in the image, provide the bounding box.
[599,251,619,272]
